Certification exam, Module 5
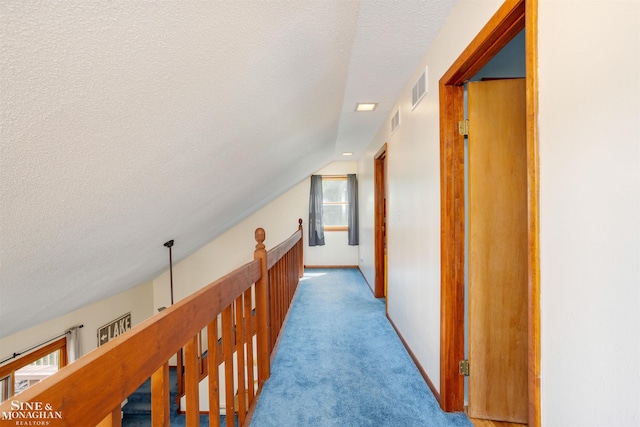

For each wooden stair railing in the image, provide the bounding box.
[267,218,304,357]
[173,220,304,410]
[0,220,303,427]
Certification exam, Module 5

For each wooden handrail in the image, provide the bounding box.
[0,221,303,427]
[0,260,261,426]
[266,226,303,270]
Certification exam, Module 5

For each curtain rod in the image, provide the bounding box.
[0,325,84,366]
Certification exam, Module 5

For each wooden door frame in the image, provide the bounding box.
[438,0,540,425]
[374,143,388,300]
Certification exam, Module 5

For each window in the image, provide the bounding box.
[322,177,348,231]
[309,173,358,246]
[0,337,67,403]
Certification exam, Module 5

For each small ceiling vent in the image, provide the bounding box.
[411,66,428,110]
[391,108,400,135]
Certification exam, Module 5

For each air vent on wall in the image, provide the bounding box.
[391,108,400,134]
[411,66,428,110]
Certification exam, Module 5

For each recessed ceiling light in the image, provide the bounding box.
[355,103,378,112]
[342,152,353,156]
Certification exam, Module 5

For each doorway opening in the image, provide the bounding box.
[439,0,540,426]
[374,143,388,308]
[464,30,526,421]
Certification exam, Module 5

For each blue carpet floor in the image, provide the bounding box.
[250,268,472,427]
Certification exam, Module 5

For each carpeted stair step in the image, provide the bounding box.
[122,377,151,416]
[121,413,151,427]
[122,367,182,425]
[121,363,237,426]
[122,400,151,415]
[126,383,151,403]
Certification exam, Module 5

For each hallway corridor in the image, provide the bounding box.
[249,268,472,427]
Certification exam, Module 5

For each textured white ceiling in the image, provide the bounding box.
[0,0,456,338]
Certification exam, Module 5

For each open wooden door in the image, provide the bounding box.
[467,78,528,423]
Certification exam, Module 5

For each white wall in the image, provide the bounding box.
[538,1,640,425]
[0,280,154,363]
[152,178,309,309]
[358,0,504,394]
[305,162,359,267]
[359,0,640,425]
[356,144,377,288]
[152,160,359,309]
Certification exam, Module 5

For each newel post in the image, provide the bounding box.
[254,228,270,386]
[298,218,304,278]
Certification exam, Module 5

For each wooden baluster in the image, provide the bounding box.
[221,305,235,419]
[285,253,290,310]
[151,362,170,427]
[271,264,277,346]
[95,405,122,427]
[198,331,203,376]
[287,251,293,307]
[292,249,297,298]
[289,257,292,303]
[235,294,247,425]
[298,218,304,278]
[272,265,279,353]
[279,257,283,320]
[207,318,220,427]
[112,405,123,427]
[282,259,287,322]
[268,269,276,354]
[184,335,200,427]
[283,254,288,311]
[295,247,299,290]
[176,348,184,398]
[276,260,282,339]
[279,262,282,331]
[254,228,270,386]
[244,286,255,403]
[282,258,286,333]
[291,254,296,300]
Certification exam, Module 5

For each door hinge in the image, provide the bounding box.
[459,359,469,376]
[458,119,469,136]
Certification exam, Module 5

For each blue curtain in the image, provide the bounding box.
[347,174,359,245]
[309,175,325,246]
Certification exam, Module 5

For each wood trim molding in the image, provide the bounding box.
[439,81,466,412]
[387,315,440,403]
[439,0,540,425]
[374,143,387,298]
[303,265,358,269]
[525,1,541,426]
[0,336,67,380]
[323,225,349,232]
[441,0,526,86]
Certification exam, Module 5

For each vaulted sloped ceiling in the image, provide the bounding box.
[0,0,456,338]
